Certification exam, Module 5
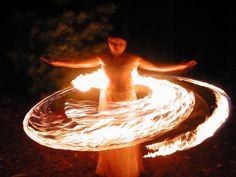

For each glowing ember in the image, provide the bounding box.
[23,69,230,157]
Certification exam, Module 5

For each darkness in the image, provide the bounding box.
[0,1,235,177]
[0,0,234,118]
[0,0,234,97]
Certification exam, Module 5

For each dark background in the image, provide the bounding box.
[0,0,234,97]
[0,1,235,177]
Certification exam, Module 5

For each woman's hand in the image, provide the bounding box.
[40,56,53,64]
[186,60,197,70]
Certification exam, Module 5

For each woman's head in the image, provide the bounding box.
[107,36,127,56]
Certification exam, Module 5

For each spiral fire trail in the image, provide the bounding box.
[23,69,230,157]
[145,77,230,157]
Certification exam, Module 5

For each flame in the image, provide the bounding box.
[144,78,230,157]
[72,69,109,92]
[23,69,230,157]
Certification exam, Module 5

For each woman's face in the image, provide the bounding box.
[107,37,127,56]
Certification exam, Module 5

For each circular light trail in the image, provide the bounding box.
[23,70,230,157]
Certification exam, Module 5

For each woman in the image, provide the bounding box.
[41,36,197,177]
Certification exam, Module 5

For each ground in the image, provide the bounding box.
[0,94,235,177]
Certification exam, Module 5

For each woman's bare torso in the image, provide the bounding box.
[99,53,139,91]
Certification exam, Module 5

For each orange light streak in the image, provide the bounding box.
[144,77,230,157]
[23,69,230,157]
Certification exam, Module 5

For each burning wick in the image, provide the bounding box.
[23,69,230,157]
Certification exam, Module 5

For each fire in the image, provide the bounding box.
[144,78,230,157]
[64,69,195,150]
[72,69,109,92]
[23,69,230,157]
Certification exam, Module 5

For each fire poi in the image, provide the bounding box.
[23,36,230,176]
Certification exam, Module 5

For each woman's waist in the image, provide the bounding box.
[106,84,134,92]
[101,87,136,102]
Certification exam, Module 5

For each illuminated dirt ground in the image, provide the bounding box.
[0,93,235,177]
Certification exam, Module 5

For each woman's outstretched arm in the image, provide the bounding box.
[40,56,101,68]
[138,58,197,73]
